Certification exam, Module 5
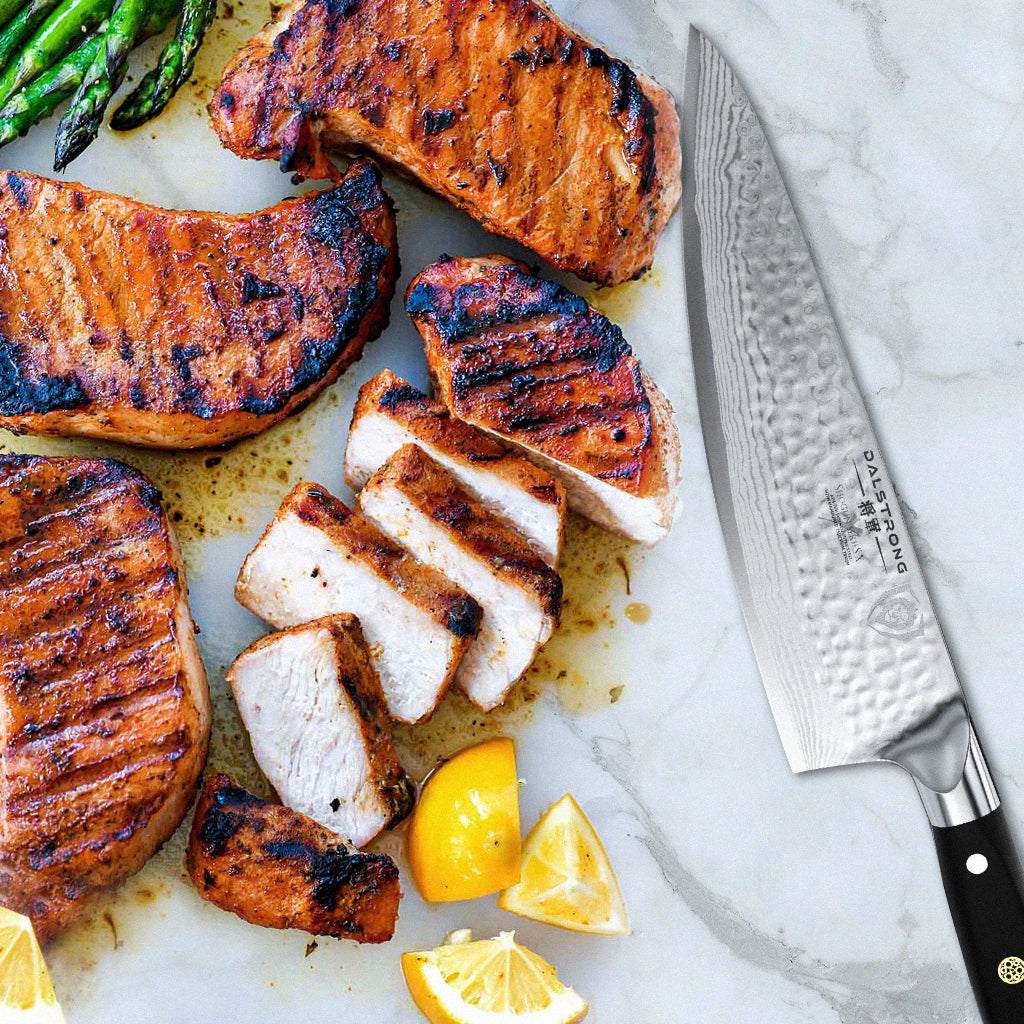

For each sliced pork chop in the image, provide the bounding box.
[187,773,400,941]
[210,0,681,285]
[0,161,397,448]
[408,255,680,545]
[235,482,482,723]
[359,445,562,711]
[227,615,414,847]
[0,455,210,943]
[345,369,566,565]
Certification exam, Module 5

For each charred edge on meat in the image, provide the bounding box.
[241,272,284,303]
[377,381,427,410]
[0,339,90,415]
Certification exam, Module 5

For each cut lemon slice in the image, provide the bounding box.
[498,794,628,935]
[402,931,587,1024]
[0,908,64,1022]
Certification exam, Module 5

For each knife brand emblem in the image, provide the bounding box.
[997,956,1024,985]
[866,583,924,640]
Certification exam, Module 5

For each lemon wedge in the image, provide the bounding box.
[407,737,521,902]
[0,908,64,1022]
[498,794,628,935]
[402,931,587,1024]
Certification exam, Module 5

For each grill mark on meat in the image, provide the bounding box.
[0,163,397,447]
[187,774,400,940]
[408,256,664,497]
[211,0,680,285]
[0,455,209,942]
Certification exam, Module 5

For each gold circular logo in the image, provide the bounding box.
[998,957,1024,984]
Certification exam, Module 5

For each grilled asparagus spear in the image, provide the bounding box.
[52,0,146,168]
[0,0,178,149]
[0,0,113,109]
[109,0,213,130]
[0,0,62,74]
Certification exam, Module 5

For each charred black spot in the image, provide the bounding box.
[307,187,363,249]
[212,779,264,808]
[422,108,456,135]
[72,191,85,212]
[509,47,531,64]
[405,281,441,318]
[378,382,425,409]
[612,427,626,442]
[382,40,401,59]
[308,848,365,910]
[0,339,89,415]
[218,90,235,111]
[202,868,216,887]
[557,36,574,62]
[170,343,203,383]
[129,384,146,409]
[241,272,283,304]
[263,324,286,342]
[330,798,341,812]
[291,287,305,320]
[28,839,57,870]
[5,172,29,209]
[486,152,507,187]
[198,807,244,857]
[445,594,483,638]
[119,341,134,363]
[335,160,384,215]
[324,0,361,15]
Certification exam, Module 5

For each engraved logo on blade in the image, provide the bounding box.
[867,583,924,640]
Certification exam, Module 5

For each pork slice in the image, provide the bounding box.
[235,482,482,723]
[345,368,566,565]
[187,773,400,941]
[409,255,680,545]
[359,445,562,711]
[227,615,414,847]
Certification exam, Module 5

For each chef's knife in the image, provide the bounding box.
[682,26,1024,1022]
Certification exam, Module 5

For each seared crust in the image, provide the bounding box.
[408,255,670,500]
[187,774,400,941]
[228,614,415,833]
[0,161,398,448]
[367,444,563,619]
[0,454,210,943]
[210,0,680,284]
[240,481,483,640]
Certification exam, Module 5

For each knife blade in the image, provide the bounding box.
[682,25,1024,1022]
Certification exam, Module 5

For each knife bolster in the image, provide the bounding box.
[916,725,1000,827]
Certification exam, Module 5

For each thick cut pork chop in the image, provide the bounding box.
[227,615,414,847]
[0,161,397,448]
[408,255,680,545]
[0,455,210,943]
[236,482,482,723]
[187,774,400,941]
[210,0,681,285]
[360,445,562,710]
[345,369,566,565]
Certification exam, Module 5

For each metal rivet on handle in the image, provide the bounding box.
[998,957,1024,985]
[966,854,989,875]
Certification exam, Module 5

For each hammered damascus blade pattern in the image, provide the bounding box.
[683,29,968,789]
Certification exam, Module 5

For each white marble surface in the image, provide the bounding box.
[3,0,1024,1021]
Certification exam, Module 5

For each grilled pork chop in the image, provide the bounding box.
[210,0,681,285]
[0,161,397,448]
[0,455,209,943]
[227,615,414,847]
[187,774,400,941]
[236,482,482,723]
[408,255,680,545]
[345,369,566,565]
[360,445,562,710]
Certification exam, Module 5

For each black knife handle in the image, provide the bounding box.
[932,806,1024,1021]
